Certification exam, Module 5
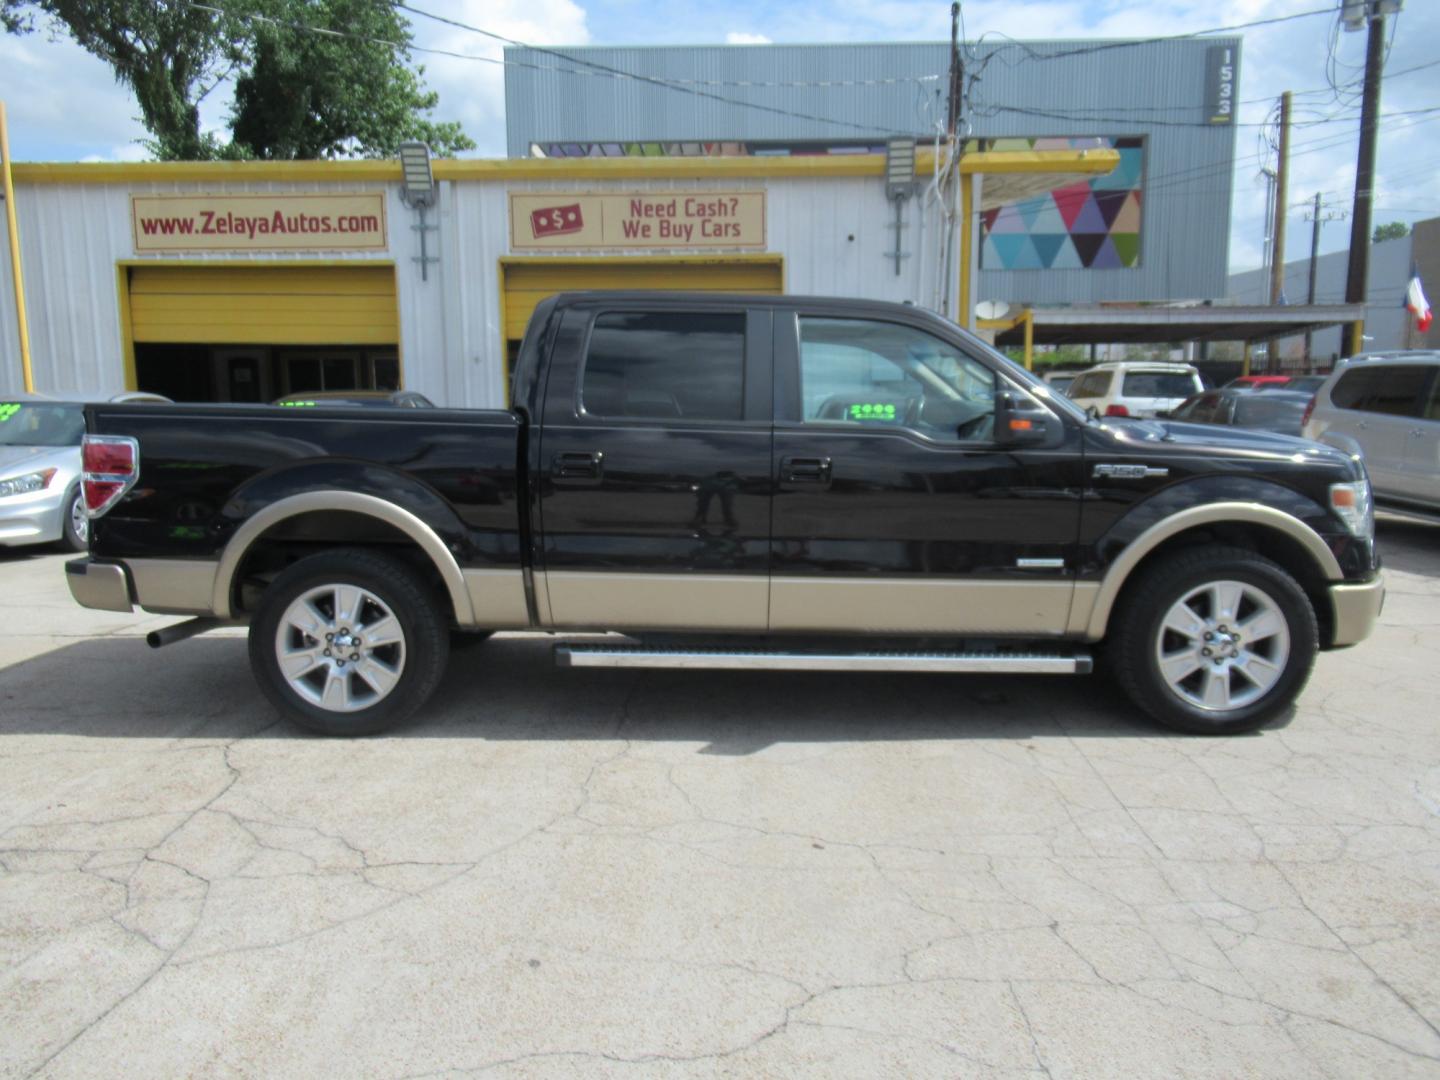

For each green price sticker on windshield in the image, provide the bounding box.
[849,402,897,421]
[0,404,20,423]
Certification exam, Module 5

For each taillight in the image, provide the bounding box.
[81,434,140,518]
[1104,404,1130,417]
[1300,395,1317,429]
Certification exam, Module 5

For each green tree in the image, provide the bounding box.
[1373,221,1410,244]
[2,0,472,160]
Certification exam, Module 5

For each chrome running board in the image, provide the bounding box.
[554,645,1092,675]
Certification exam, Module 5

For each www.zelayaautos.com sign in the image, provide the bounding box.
[131,193,388,253]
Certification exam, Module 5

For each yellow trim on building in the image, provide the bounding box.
[12,148,1117,186]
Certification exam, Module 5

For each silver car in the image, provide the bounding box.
[0,398,88,551]
[0,392,171,552]
[1302,351,1440,517]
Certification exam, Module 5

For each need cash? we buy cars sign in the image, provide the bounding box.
[131,193,388,253]
[510,192,765,250]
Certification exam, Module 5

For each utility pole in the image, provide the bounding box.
[1342,7,1388,356]
[1303,193,1346,364]
[947,2,961,137]
[1268,92,1292,306]
[1267,91,1292,374]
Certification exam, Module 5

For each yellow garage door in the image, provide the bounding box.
[501,258,783,341]
[129,265,398,345]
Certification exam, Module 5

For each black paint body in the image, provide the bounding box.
[84,292,1379,630]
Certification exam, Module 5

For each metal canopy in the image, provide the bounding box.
[993,304,1368,346]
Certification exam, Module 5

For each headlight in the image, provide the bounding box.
[0,468,57,499]
[1329,478,1374,540]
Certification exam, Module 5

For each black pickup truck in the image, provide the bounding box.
[67,292,1383,736]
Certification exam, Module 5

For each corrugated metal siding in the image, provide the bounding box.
[0,179,455,402]
[1228,234,1417,358]
[505,39,1240,302]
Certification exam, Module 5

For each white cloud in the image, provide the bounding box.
[725,32,772,45]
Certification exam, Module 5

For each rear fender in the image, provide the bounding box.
[213,464,475,622]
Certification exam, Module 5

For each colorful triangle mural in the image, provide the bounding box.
[978,136,1144,271]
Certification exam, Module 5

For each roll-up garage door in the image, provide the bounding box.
[128,265,398,345]
[501,258,783,342]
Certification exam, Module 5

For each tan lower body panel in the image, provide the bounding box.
[462,568,531,629]
[543,572,769,631]
[769,576,1075,635]
[127,558,221,615]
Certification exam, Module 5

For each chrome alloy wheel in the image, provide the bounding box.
[274,584,407,713]
[70,494,89,543]
[1154,579,1291,712]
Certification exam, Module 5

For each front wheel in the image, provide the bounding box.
[248,550,450,736]
[59,486,88,552]
[1107,546,1318,735]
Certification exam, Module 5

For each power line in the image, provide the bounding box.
[964,7,1336,67]
[977,103,1439,130]
[393,1,903,135]
[189,1,921,135]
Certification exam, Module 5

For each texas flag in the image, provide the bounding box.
[1406,265,1433,332]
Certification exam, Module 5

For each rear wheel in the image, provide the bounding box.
[248,550,450,736]
[1107,546,1318,734]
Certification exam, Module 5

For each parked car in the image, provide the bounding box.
[272,390,435,409]
[1224,375,1293,390]
[1066,362,1204,418]
[67,292,1382,738]
[1302,351,1440,516]
[1,392,171,552]
[1279,375,1328,395]
[1169,387,1314,437]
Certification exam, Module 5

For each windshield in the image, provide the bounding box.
[0,403,85,447]
[1123,372,1199,398]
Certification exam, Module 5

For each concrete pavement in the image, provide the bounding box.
[2,520,1439,1078]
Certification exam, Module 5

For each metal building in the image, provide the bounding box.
[504,38,1244,306]
[0,148,1113,404]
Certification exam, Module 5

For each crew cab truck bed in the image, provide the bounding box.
[68,292,1384,736]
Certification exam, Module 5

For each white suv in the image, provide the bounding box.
[1302,351,1440,516]
[1065,362,1204,419]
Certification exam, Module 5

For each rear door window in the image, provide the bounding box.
[1364,365,1430,418]
[1123,372,1199,398]
[582,312,746,421]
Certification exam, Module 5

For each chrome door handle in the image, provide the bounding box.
[781,456,833,484]
[552,451,604,482]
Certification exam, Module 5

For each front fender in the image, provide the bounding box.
[1076,476,1362,642]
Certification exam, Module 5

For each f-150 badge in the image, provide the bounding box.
[1093,463,1169,479]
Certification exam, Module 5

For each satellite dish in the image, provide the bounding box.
[975,300,1011,321]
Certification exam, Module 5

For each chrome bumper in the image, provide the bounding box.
[1329,575,1384,648]
[65,558,134,613]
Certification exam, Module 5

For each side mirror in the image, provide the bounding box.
[995,391,1052,447]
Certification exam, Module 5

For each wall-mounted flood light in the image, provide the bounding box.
[884,137,917,276]
[398,142,439,281]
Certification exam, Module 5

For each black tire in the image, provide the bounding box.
[248,549,450,736]
[450,628,494,650]
[1106,545,1318,735]
[59,485,88,552]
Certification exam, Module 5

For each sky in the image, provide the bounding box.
[1,0,1437,279]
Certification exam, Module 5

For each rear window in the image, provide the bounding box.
[1069,371,1112,398]
[582,312,746,421]
[1331,364,1432,417]
[1123,372,1199,398]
